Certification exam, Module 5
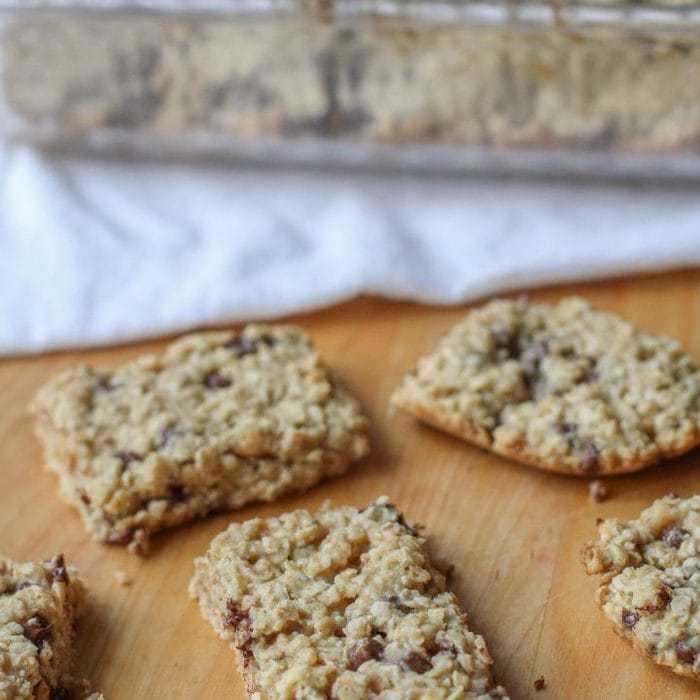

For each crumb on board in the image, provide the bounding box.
[126,528,150,557]
[534,675,546,691]
[114,570,133,586]
[588,480,609,503]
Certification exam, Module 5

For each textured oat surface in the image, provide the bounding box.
[581,494,700,681]
[30,325,369,550]
[190,498,508,699]
[392,296,700,475]
[0,554,97,699]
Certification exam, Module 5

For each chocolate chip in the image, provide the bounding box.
[22,615,53,646]
[622,610,639,629]
[78,491,91,506]
[521,358,537,376]
[490,326,520,359]
[224,599,249,629]
[554,421,577,436]
[428,638,457,656]
[662,525,690,549]
[667,491,680,499]
[398,651,432,674]
[94,374,115,393]
[580,442,600,472]
[49,687,70,700]
[674,641,696,665]
[115,451,140,471]
[588,480,608,504]
[224,335,258,357]
[387,595,412,614]
[583,368,599,384]
[395,512,421,537]
[224,600,254,667]
[595,517,604,525]
[534,676,546,691]
[519,339,550,398]
[204,371,231,389]
[371,502,421,537]
[169,485,186,503]
[157,426,175,449]
[52,554,69,585]
[491,327,514,348]
[655,586,671,610]
[347,637,384,670]
[521,341,548,376]
[637,586,671,614]
[237,629,254,668]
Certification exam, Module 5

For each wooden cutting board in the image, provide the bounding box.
[2,269,699,700]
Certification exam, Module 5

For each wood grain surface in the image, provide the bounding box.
[2,269,699,700]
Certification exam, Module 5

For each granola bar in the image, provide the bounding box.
[0,554,100,699]
[3,14,700,158]
[392,296,700,475]
[30,325,369,551]
[581,493,700,681]
[189,497,508,699]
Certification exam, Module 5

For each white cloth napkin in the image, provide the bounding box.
[2,142,700,356]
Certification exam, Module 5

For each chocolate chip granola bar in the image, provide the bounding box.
[581,493,700,681]
[189,497,508,699]
[0,554,100,699]
[30,325,369,551]
[392,296,700,475]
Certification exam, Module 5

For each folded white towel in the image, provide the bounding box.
[1,143,699,355]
